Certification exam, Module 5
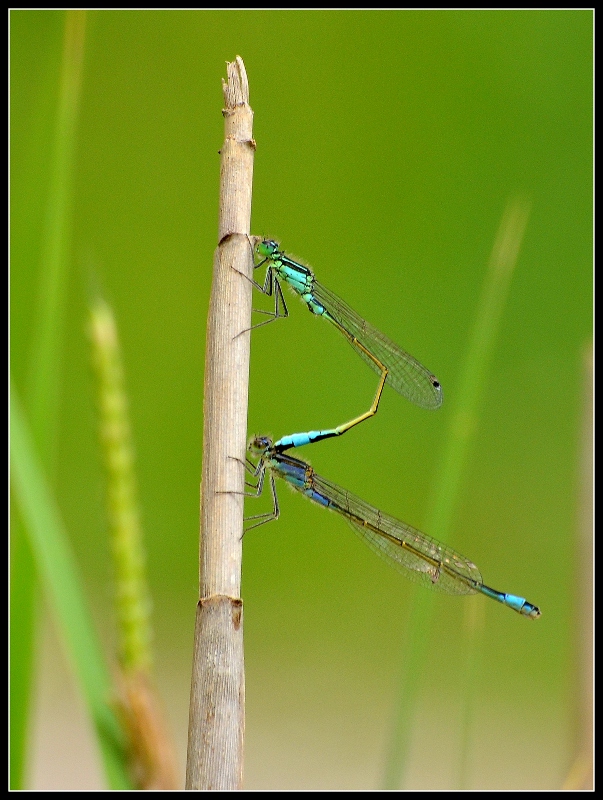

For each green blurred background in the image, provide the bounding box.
[11,10,592,789]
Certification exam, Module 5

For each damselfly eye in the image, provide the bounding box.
[249,435,272,454]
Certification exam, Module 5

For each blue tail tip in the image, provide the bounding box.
[506,594,541,619]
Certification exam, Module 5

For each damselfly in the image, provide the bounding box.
[248,239,442,439]
[241,434,540,620]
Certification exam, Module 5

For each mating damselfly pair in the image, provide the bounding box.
[238,238,540,619]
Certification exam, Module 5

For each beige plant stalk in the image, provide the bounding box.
[186,56,255,791]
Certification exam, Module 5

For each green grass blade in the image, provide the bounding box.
[26,10,87,456]
[383,198,531,789]
[10,377,132,790]
[9,506,36,789]
[11,12,87,787]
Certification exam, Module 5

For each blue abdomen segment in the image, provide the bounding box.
[276,431,336,451]
[301,292,326,316]
[303,486,330,506]
[479,585,541,618]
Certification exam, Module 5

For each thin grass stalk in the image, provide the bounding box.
[562,343,593,789]
[382,198,531,789]
[90,297,153,675]
[89,297,179,789]
[185,56,254,790]
[10,11,86,788]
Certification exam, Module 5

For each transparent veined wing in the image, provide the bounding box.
[312,279,442,410]
[304,471,481,595]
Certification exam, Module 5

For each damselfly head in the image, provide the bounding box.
[248,435,273,455]
[256,239,279,259]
